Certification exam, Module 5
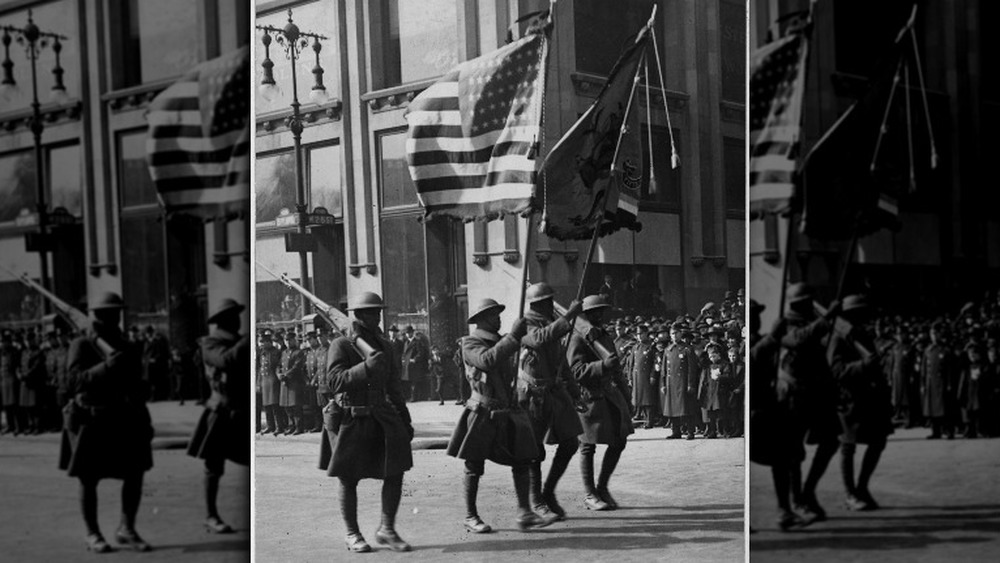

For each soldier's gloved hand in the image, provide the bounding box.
[602,356,620,372]
[509,318,528,340]
[564,300,584,319]
[365,351,385,372]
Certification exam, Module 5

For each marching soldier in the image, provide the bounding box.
[187,298,250,534]
[827,295,893,511]
[446,298,549,532]
[660,322,700,440]
[257,332,284,434]
[278,333,308,435]
[319,292,413,553]
[59,292,154,552]
[566,295,633,511]
[629,324,659,428]
[517,282,583,522]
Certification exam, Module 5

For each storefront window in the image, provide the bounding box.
[308,143,343,216]
[379,131,418,208]
[0,151,35,226]
[640,126,682,209]
[381,214,427,332]
[120,214,167,327]
[0,1,81,111]
[371,0,459,90]
[255,0,340,115]
[49,144,82,217]
[255,152,297,224]
[119,131,159,208]
[113,0,202,88]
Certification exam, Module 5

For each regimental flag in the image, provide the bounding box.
[146,46,250,217]
[405,31,548,221]
[539,28,649,241]
[800,29,934,241]
[749,25,810,218]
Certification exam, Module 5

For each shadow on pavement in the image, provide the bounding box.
[751,505,1000,552]
[153,537,250,553]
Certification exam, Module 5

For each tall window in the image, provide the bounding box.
[723,137,745,215]
[308,143,343,216]
[254,0,340,115]
[255,151,297,224]
[112,0,202,89]
[48,145,83,217]
[118,131,167,327]
[0,151,36,227]
[370,0,459,90]
[720,0,746,103]
[0,1,81,111]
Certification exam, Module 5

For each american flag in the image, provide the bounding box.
[749,28,809,218]
[405,33,546,220]
[146,46,250,217]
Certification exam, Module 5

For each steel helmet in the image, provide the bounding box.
[525,282,555,304]
[581,294,611,312]
[348,291,386,311]
[467,298,505,323]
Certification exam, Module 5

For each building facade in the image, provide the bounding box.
[751,0,1000,321]
[0,0,250,349]
[254,0,746,352]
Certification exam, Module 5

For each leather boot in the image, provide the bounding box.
[340,481,370,552]
[514,466,552,530]
[596,444,623,509]
[580,444,609,511]
[375,477,411,552]
[463,474,491,533]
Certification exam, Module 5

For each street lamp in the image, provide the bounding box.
[1,10,70,312]
[257,10,329,317]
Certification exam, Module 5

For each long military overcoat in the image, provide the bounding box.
[187,328,251,466]
[566,326,633,445]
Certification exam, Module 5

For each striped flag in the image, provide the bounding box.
[539,28,649,240]
[749,27,809,218]
[405,32,547,221]
[146,46,250,217]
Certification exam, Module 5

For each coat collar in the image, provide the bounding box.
[470,328,500,342]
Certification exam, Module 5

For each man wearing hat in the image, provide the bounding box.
[921,320,957,439]
[17,329,46,435]
[566,295,633,511]
[402,325,430,402]
[278,332,308,435]
[46,328,70,431]
[386,325,407,399]
[320,291,413,553]
[60,292,154,552]
[629,322,659,428]
[446,297,550,532]
[257,330,285,435]
[826,294,893,511]
[660,321,700,440]
[305,330,327,433]
[517,282,584,522]
[187,298,250,534]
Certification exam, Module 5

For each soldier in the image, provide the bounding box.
[142,326,170,402]
[387,325,407,399]
[1,329,21,435]
[566,295,633,511]
[186,298,250,534]
[315,327,334,410]
[257,332,284,434]
[402,325,429,402]
[517,282,583,522]
[629,324,659,428]
[59,292,153,552]
[278,333,308,435]
[921,320,957,439]
[46,329,69,430]
[827,295,893,511]
[17,330,46,434]
[306,330,327,432]
[660,322,700,440]
[319,292,413,553]
[446,297,550,532]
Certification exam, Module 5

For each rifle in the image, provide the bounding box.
[0,262,115,356]
[255,261,375,357]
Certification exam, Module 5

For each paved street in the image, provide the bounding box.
[750,427,1000,562]
[0,402,249,561]
[256,401,745,562]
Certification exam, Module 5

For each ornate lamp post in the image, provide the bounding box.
[257,10,328,317]
[1,10,69,311]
